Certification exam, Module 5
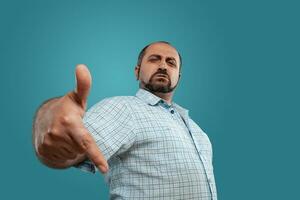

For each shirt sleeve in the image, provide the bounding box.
[74,97,136,173]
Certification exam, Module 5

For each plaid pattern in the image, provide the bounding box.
[76,89,217,200]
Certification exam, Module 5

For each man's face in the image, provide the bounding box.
[135,43,181,93]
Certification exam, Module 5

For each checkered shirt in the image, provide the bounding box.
[76,88,217,200]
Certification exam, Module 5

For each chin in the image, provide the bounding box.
[152,82,168,88]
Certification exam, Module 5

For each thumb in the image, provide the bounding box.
[74,64,92,108]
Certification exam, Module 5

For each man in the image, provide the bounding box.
[33,41,217,199]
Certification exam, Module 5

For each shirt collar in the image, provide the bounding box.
[135,88,189,116]
[136,88,162,106]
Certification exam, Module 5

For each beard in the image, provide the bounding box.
[143,70,178,93]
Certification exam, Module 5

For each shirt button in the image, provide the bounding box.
[170,110,174,114]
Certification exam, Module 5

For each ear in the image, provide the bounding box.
[134,66,140,80]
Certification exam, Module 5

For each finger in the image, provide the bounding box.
[53,143,77,160]
[38,145,67,162]
[70,126,109,173]
[40,153,66,164]
[59,143,75,155]
[65,131,88,154]
[74,64,92,108]
[58,147,77,160]
[52,153,66,161]
[49,131,84,154]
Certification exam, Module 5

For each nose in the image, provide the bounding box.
[158,66,167,73]
[158,61,167,70]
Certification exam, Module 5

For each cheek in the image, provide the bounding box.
[140,67,155,81]
[170,72,180,85]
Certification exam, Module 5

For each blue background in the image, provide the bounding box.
[0,0,299,199]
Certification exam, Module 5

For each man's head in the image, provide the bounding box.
[135,41,182,94]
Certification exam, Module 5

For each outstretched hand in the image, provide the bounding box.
[35,64,108,173]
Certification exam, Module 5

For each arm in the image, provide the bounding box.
[32,64,108,173]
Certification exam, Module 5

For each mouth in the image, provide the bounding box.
[154,73,168,78]
[154,75,169,81]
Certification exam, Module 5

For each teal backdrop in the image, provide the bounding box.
[0,0,299,199]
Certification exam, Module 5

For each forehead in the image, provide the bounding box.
[144,43,180,61]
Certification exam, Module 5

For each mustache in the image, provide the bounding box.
[151,70,170,79]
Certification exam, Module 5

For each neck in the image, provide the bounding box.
[153,91,173,105]
[141,87,174,105]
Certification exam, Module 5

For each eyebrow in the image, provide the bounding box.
[148,54,177,64]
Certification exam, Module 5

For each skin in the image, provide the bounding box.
[33,65,109,173]
[33,42,181,173]
[135,42,181,104]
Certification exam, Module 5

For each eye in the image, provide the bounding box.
[168,60,177,67]
[149,57,159,62]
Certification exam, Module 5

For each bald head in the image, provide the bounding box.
[137,41,182,70]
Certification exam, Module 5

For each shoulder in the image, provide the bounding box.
[84,96,137,124]
[86,95,136,113]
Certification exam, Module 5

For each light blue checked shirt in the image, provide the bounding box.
[76,88,217,200]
